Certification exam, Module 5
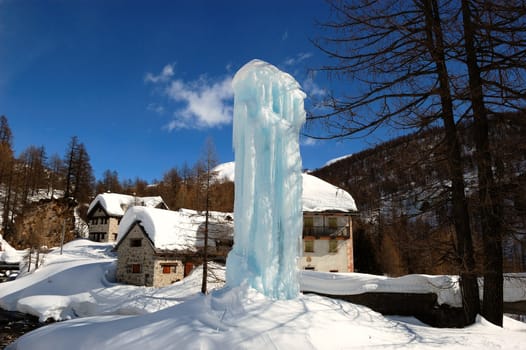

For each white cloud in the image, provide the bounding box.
[301,137,318,146]
[302,76,326,98]
[145,63,234,130]
[283,52,312,66]
[164,75,233,130]
[145,64,175,83]
[147,103,165,114]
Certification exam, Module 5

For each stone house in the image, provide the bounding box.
[86,193,168,243]
[299,173,357,273]
[115,206,233,287]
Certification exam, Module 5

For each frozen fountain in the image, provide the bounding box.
[225,59,306,299]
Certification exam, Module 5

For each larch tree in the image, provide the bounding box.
[160,168,182,210]
[310,0,479,324]
[457,0,526,326]
[63,136,95,204]
[96,170,122,194]
[199,138,219,294]
[0,116,15,234]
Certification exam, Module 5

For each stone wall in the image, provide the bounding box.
[152,258,184,287]
[116,224,156,286]
[116,223,185,287]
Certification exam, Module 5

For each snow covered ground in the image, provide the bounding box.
[2,239,526,349]
[0,234,26,264]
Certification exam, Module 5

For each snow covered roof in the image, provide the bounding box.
[302,172,357,212]
[214,161,357,213]
[87,193,167,217]
[116,206,233,251]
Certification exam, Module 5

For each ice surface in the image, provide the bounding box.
[226,59,306,299]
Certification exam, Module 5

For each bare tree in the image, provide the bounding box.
[310,0,479,324]
[458,0,526,327]
[0,116,15,234]
[63,136,94,203]
[96,170,122,194]
[199,138,219,294]
[47,153,64,197]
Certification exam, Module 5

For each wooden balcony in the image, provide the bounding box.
[302,226,349,239]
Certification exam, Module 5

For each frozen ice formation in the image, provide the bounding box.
[226,59,306,299]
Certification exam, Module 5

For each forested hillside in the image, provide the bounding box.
[312,113,526,276]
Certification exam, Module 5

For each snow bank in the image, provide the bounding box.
[9,285,526,350]
[0,234,26,264]
[302,271,462,306]
[3,241,526,349]
[302,271,526,306]
[0,239,226,322]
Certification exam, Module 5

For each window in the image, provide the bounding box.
[329,239,338,253]
[304,240,314,253]
[328,217,338,229]
[130,239,142,247]
[90,232,106,242]
[304,216,313,228]
[131,264,141,273]
[162,264,177,274]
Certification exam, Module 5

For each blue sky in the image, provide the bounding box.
[0,0,370,182]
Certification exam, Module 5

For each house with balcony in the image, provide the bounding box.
[214,162,358,273]
[86,193,168,243]
[300,173,357,273]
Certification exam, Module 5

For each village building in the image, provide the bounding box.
[300,173,357,273]
[86,193,168,243]
[115,207,233,287]
[113,164,357,287]
[215,162,358,273]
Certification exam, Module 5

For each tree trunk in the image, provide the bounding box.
[201,175,210,294]
[460,0,503,327]
[422,0,479,325]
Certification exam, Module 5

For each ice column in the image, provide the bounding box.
[226,59,306,299]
